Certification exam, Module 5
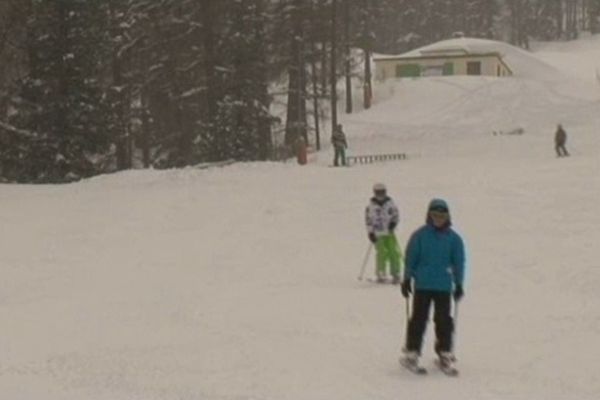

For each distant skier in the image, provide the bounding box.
[365,183,402,284]
[331,124,348,167]
[399,198,465,373]
[554,124,569,157]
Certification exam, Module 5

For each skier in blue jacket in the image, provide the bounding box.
[400,198,465,371]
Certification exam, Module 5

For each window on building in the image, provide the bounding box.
[395,64,421,78]
[467,61,481,75]
[422,65,444,76]
[443,62,454,75]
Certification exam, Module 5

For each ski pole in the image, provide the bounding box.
[405,295,411,332]
[453,299,459,354]
[402,291,411,354]
[357,243,373,280]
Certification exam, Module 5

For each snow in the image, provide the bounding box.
[2,36,600,399]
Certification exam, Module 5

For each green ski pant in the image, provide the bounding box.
[375,234,402,277]
[334,147,346,166]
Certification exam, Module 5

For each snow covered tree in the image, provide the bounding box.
[116,0,274,166]
[506,0,532,48]
[525,0,562,40]
[366,0,415,53]
[211,0,273,161]
[0,0,28,126]
[464,0,498,37]
[271,0,309,151]
[5,0,111,182]
[589,0,600,33]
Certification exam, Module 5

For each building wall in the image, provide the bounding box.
[375,56,511,80]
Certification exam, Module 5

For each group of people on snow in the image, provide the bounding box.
[332,123,571,165]
[365,183,465,371]
[340,119,570,373]
[339,120,572,372]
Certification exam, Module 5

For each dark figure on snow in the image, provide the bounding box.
[331,124,348,167]
[555,124,569,157]
[399,199,465,371]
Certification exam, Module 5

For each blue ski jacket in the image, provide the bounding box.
[403,199,465,292]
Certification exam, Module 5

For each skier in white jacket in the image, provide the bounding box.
[365,183,403,283]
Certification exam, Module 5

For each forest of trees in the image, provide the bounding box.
[0,0,599,182]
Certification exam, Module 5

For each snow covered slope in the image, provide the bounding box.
[2,37,600,400]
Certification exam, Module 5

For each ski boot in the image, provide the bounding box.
[399,350,427,374]
[436,351,458,376]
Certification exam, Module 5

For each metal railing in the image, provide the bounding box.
[346,153,407,165]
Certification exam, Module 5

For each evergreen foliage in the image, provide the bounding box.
[0,0,597,182]
[5,0,110,182]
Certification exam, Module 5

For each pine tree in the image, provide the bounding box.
[6,0,110,182]
[213,0,273,161]
[269,0,308,152]
[0,1,28,127]
[464,0,498,37]
[589,0,600,33]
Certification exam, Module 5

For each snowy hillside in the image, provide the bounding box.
[2,37,600,400]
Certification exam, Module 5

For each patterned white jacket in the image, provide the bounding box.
[365,196,399,237]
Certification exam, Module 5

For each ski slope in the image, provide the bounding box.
[2,36,600,400]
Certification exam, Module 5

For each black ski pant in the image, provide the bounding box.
[405,290,454,355]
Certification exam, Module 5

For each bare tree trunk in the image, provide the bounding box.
[109,1,130,170]
[509,0,529,48]
[134,34,152,169]
[363,49,372,109]
[319,0,328,96]
[202,0,219,159]
[141,93,151,168]
[343,0,352,114]
[581,0,588,31]
[253,0,272,160]
[362,0,372,110]
[330,0,338,131]
[556,0,564,38]
[285,0,307,149]
[56,1,69,164]
[309,0,321,150]
[565,0,579,39]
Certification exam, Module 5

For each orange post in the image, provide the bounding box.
[296,137,307,165]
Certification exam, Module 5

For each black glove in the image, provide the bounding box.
[401,280,412,298]
[368,232,377,243]
[388,222,397,231]
[453,284,464,301]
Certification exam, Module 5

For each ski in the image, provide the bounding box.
[366,277,389,284]
[434,359,459,377]
[365,277,400,285]
[399,358,427,375]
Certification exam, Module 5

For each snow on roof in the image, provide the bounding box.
[374,37,562,80]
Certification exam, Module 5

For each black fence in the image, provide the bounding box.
[346,153,407,165]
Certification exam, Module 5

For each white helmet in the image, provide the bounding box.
[373,183,386,192]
